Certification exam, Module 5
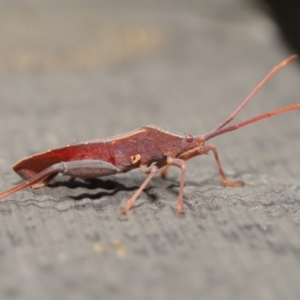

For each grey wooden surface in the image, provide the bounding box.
[0,1,300,299]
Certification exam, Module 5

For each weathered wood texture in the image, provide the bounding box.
[0,1,300,299]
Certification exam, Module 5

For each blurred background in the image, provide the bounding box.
[0,0,299,161]
[0,1,300,300]
[260,0,300,54]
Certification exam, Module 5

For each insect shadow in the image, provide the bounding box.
[47,177,159,202]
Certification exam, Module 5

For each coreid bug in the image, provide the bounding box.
[0,55,299,214]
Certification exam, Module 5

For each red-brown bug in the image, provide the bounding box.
[0,55,299,214]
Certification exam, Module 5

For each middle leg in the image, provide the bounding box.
[121,165,158,215]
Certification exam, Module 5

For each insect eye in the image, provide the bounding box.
[185,134,194,143]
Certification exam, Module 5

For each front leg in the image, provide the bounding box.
[201,144,244,186]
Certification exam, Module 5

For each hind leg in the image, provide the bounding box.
[31,159,121,188]
[60,159,119,178]
[0,159,120,200]
[31,174,57,189]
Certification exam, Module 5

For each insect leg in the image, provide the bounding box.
[0,163,65,200]
[160,165,170,178]
[31,174,57,189]
[204,144,244,186]
[0,160,119,200]
[165,157,187,215]
[60,159,119,178]
[121,165,158,215]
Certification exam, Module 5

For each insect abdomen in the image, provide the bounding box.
[13,142,112,180]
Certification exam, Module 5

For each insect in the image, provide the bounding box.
[0,55,299,215]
